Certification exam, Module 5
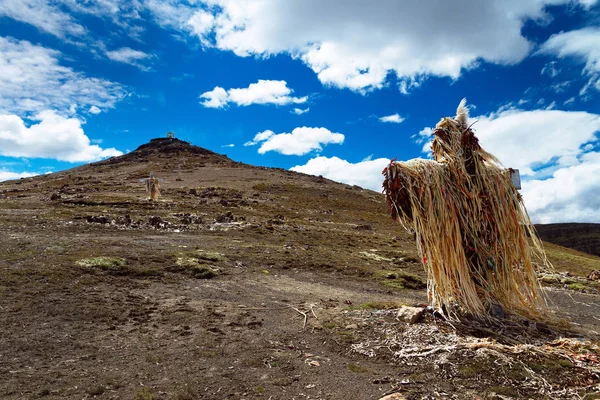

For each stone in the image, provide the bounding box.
[378,393,406,400]
[396,306,425,324]
[587,270,600,281]
[490,303,505,319]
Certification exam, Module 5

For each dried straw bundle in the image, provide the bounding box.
[382,99,549,320]
[145,173,160,201]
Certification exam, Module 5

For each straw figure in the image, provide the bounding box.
[382,99,549,321]
[144,172,161,201]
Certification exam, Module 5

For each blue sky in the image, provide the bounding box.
[1,0,599,223]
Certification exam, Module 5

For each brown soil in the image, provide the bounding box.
[1,138,599,399]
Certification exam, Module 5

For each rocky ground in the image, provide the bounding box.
[1,138,599,399]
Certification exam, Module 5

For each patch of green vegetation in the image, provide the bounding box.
[255,386,265,394]
[196,250,227,262]
[354,301,405,310]
[567,282,589,291]
[323,322,337,329]
[76,256,127,269]
[75,256,162,277]
[360,251,392,262]
[347,363,368,373]
[173,257,219,279]
[376,270,426,290]
[134,388,155,400]
[543,241,600,278]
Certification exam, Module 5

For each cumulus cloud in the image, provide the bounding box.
[523,151,600,223]
[186,0,593,92]
[291,156,390,191]
[246,127,344,155]
[200,80,307,108]
[379,113,405,123]
[0,37,127,116]
[0,170,38,182]
[473,109,600,175]
[291,107,310,115]
[89,106,102,114]
[414,106,600,222]
[105,47,153,70]
[538,27,600,94]
[0,111,123,162]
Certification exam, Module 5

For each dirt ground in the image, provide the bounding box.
[1,139,599,399]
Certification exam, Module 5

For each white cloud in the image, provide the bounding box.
[222,143,234,148]
[200,80,307,108]
[541,61,560,78]
[188,10,216,46]
[244,130,275,146]
[0,111,123,162]
[0,37,127,116]
[379,113,405,123]
[89,106,102,114]
[291,156,390,191]
[473,109,600,176]
[538,27,600,94]
[414,106,600,222]
[291,107,310,115]
[523,151,600,223]
[0,0,85,38]
[248,127,344,155]
[199,87,229,108]
[188,0,592,92]
[105,47,153,70]
[0,170,38,182]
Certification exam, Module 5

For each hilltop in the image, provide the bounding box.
[1,138,599,400]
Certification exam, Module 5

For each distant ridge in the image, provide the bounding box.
[535,223,600,258]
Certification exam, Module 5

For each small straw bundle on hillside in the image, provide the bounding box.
[145,172,160,201]
[382,99,549,321]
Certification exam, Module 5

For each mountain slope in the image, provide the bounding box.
[536,223,600,258]
[1,138,599,400]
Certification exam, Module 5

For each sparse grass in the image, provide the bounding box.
[172,257,219,279]
[354,301,405,310]
[196,250,226,262]
[75,256,162,277]
[360,251,392,262]
[76,256,127,269]
[543,241,600,277]
[134,388,155,400]
[376,270,426,290]
[567,282,589,291]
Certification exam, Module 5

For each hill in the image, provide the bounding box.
[536,223,600,258]
[1,138,599,400]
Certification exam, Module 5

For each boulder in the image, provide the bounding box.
[396,306,425,324]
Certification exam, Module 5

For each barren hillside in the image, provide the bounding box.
[1,138,599,400]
